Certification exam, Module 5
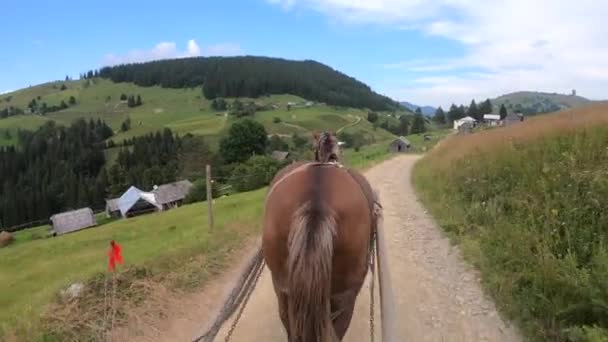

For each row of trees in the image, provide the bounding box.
[367,111,427,136]
[91,56,398,110]
[0,119,113,228]
[119,94,143,107]
[431,98,508,124]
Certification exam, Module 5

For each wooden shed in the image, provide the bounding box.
[389,137,412,153]
[50,208,97,236]
[152,180,194,210]
[105,198,120,218]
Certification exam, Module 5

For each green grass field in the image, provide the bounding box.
[0,141,397,340]
[413,104,608,341]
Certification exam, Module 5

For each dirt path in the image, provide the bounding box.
[118,155,521,341]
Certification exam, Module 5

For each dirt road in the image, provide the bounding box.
[118,155,521,341]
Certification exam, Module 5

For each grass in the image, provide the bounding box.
[0,140,395,341]
[0,115,50,146]
[413,103,608,341]
[0,188,266,340]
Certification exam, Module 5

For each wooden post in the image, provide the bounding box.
[206,164,214,231]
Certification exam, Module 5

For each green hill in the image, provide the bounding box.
[414,103,608,341]
[95,56,399,111]
[492,91,593,115]
[0,78,398,149]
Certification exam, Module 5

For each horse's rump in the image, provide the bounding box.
[263,162,375,341]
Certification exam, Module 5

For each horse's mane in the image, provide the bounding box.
[315,132,339,163]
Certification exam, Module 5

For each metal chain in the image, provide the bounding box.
[224,260,265,342]
[370,229,376,342]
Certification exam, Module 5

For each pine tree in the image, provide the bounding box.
[136,95,142,106]
[433,106,446,125]
[398,115,409,136]
[69,96,76,105]
[480,99,493,115]
[127,95,135,107]
[411,113,427,134]
[468,100,480,120]
[500,104,508,119]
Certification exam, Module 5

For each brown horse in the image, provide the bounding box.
[262,132,378,341]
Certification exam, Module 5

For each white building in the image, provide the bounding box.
[453,116,476,130]
[483,114,501,126]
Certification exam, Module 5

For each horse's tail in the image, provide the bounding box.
[287,201,337,342]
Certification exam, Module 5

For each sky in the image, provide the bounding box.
[2,0,607,108]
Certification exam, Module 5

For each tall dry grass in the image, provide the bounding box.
[429,102,608,169]
[414,102,608,341]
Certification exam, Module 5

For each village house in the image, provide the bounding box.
[152,180,194,211]
[483,114,501,127]
[106,180,194,218]
[389,136,412,153]
[453,116,477,130]
[504,112,524,126]
[50,207,97,236]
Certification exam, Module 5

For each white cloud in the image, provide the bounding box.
[187,39,201,56]
[103,40,242,66]
[269,0,608,107]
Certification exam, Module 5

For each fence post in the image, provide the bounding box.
[206,164,214,231]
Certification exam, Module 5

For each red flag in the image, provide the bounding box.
[108,240,123,272]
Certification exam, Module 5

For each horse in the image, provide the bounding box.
[262,131,379,341]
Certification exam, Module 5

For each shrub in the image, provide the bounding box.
[273,117,281,123]
[229,156,281,192]
[184,179,219,204]
[0,231,14,248]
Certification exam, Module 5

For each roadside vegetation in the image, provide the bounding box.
[413,103,608,341]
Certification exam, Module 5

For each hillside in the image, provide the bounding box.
[400,101,435,116]
[492,91,593,115]
[0,78,398,149]
[414,103,608,341]
[94,56,399,111]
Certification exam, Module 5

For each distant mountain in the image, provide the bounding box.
[399,102,436,116]
[492,91,593,115]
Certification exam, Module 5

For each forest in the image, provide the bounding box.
[92,56,398,111]
[0,119,113,228]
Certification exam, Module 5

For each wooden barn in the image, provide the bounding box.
[152,180,194,210]
[105,198,120,218]
[50,208,97,236]
[389,137,412,153]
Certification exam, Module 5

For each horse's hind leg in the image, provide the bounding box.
[331,290,357,340]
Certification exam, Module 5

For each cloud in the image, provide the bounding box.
[103,40,242,66]
[268,0,608,107]
[187,39,201,56]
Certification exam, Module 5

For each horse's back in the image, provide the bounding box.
[263,163,373,292]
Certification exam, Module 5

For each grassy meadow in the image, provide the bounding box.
[0,141,396,341]
[413,103,608,341]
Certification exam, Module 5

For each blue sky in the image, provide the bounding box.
[3,0,607,107]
